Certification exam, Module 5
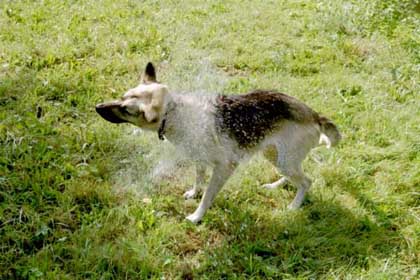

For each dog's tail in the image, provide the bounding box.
[318,116,341,148]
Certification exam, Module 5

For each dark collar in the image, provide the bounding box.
[158,118,166,140]
[157,101,175,141]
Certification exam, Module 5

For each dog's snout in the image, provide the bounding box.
[95,103,107,110]
[95,102,127,124]
[95,104,108,116]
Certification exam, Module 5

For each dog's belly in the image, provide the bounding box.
[173,133,237,166]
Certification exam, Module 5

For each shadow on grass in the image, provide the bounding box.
[193,194,401,278]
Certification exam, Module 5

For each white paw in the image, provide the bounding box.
[287,202,301,210]
[185,213,202,224]
[262,183,277,189]
[183,189,197,200]
[262,178,287,190]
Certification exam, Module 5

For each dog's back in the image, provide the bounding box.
[214,90,340,149]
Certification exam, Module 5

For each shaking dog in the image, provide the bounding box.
[96,62,341,223]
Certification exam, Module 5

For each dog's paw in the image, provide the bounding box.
[287,202,301,210]
[183,188,197,200]
[185,213,202,224]
[261,183,278,189]
[261,178,287,190]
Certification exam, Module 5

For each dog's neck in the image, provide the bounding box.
[157,93,215,143]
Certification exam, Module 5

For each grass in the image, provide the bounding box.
[0,0,419,278]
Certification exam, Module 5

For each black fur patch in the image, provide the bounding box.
[215,90,315,148]
[96,103,127,124]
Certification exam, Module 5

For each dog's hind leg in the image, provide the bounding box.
[276,143,312,209]
[183,164,206,199]
[186,162,236,223]
[262,145,288,189]
[285,167,312,209]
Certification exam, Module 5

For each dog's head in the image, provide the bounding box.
[96,62,170,130]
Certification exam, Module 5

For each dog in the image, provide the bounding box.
[96,62,341,223]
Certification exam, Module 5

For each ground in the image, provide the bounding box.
[0,0,419,279]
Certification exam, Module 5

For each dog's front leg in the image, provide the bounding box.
[186,163,235,223]
[183,164,206,199]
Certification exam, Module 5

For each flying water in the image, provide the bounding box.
[111,59,229,196]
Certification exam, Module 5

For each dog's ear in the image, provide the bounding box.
[142,62,157,83]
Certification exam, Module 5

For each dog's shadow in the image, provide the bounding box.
[194,189,402,277]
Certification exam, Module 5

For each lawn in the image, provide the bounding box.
[0,0,419,279]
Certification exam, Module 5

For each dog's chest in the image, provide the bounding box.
[164,103,228,164]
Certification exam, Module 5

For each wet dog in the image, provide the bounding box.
[96,62,341,223]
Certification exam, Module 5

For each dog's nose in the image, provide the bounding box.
[95,103,112,116]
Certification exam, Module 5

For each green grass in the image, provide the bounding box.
[1,0,419,279]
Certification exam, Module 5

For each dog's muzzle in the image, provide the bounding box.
[95,102,127,124]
